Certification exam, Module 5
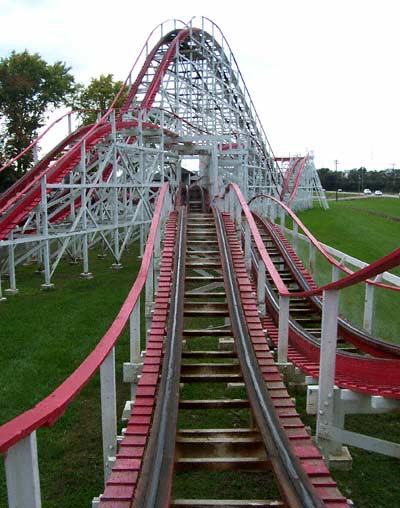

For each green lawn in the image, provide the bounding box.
[293,197,400,342]
[0,246,141,507]
[298,198,399,270]
[0,200,399,507]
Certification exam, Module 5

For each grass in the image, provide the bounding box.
[292,390,400,508]
[0,245,141,507]
[1,199,399,507]
[297,198,400,273]
[291,197,400,342]
[288,198,400,506]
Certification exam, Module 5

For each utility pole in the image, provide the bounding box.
[334,159,339,201]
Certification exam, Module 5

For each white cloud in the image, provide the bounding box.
[1,0,399,169]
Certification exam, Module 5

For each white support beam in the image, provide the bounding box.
[100,348,117,481]
[5,432,42,508]
[244,222,251,271]
[331,264,341,283]
[319,424,400,459]
[124,299,143,399]
[257,261,266,317]
[279,208,285,234]
[292,221,298,253]
[316,289,339,456]
[363,275,381,333]
[308,241,316,276]
[145,255,154,336]
[277,295,289,363]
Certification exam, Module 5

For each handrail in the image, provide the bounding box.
[229,183,288,295]
[226,184,400,297]
[0,182,169,453]
[248,193,400,292]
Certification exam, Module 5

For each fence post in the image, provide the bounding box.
[277,295,290,363]
[363,275,382,333]
[280,208,285,233]
[309,241,316,276]
[316,289,339,458]
[100,348,117,481]
[123,299,143,399]
[292,221,298,253]
[257,261,266,317]
[5,432,42,508]
[145,254,154,336]
[244,222,251,271]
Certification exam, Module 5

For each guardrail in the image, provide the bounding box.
[217,184,400,461]
[0,183,172,508]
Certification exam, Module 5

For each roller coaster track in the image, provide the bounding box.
[99,192,349,507]
[251,213,400,398]
[0,17,399,508]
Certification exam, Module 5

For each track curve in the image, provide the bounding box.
[99,195,350,507]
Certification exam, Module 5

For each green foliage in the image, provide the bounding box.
[318,166,400,193]
[0,50,75,186]
[72,74,126,125]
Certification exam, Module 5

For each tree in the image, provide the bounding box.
[73,74,126,125]
[0,50,75,184]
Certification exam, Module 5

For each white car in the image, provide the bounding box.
[374,190,383,196]
[363,189,372,194]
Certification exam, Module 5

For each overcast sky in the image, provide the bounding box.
[1,0,399,170]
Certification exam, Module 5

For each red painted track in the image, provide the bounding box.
[279,156,307,202]
[99,206,350,507]
[221,211,349,508]
[99,211,178,507]
[223,184,400,398]
[254,218,400,398]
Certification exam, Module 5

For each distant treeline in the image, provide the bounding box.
[317,167,400,193]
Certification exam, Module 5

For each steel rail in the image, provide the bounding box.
[247,192,400,293]
[249,222,400,397]
[213,208,324,508]
[133,205,187,508]
[255,213,400,358]
[225,183,400,295]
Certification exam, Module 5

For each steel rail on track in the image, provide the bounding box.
[133,205,187,508]
[213,208,324,508]
[254,213,400,358]
[248,192,400,293]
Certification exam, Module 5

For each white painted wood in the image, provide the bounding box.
[316,289,339,455]
[308,241,316,276]
[292,221,298,253]
[5,432,42,508]
[277,295,290,363]
[100,348,117,481]
[256,261,266,316]
[244,223,251,271]
[319,424,400,458]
